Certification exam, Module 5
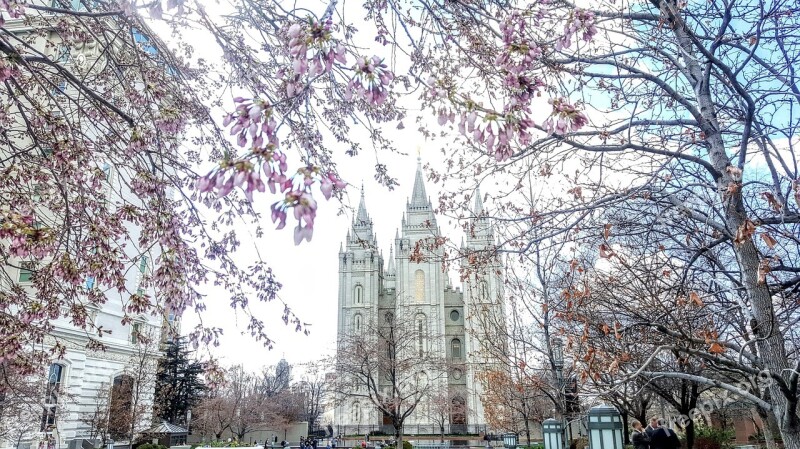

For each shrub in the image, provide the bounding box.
[403,441,413,449]
[694,426,735,449]
[138,444,167,449]
[569,438,589,449]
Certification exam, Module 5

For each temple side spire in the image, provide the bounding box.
[387,246,396,275]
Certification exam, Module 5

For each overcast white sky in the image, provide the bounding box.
[184,141,454,371]
[163,0,476,372]
[166,0,561,373]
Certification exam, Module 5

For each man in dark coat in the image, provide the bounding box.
[651,422,681,449]
[631,420,651,449]
[645,418,659,438]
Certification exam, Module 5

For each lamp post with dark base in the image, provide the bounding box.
[587,405,623,449]
[543,419,564,449]
[503,433,518,449]
[551,337,570,448]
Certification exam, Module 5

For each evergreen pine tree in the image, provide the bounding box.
[154,337,207,426]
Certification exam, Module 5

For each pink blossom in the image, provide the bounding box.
[293,224,313,245]
[345,56,394,106]
[558,9,598,49]
[0,57,20,82]
[320,172,346,199]
[496,14,543,75]
[544,97,589,135]
[286,18,344,80]
[0,0,24,19]
[288,23,302,38]
[271,203,287,229]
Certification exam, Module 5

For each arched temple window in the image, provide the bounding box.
[479,280,489,300]
[354,284,363,304]
[414,270,425,303]
[416,313,426,357]
[451,338,462,359]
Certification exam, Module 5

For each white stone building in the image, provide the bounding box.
[333,159,504,434]
[0,4,177,449]
[0,166,173,449]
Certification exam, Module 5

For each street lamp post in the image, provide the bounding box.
[543,419,564,449]
[551,337,568,448]
[587,405,623,449]
[503,433,518,449]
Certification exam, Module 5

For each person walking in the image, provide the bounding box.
[631,420,651,449]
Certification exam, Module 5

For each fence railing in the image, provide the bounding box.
[334,424,488,437]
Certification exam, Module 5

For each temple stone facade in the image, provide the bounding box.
[334,159,504,434]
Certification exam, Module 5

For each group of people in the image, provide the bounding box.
[631,418,681,449]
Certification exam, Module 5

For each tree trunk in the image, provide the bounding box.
[731,232,800,449]
[622,414,630,445]
[755,408,778,449]
[394,422,404,449]
[663,5,800,447]
[525,419,531,447]
[684,421,695,449]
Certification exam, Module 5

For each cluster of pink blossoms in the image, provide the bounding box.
[496,14,543,76]
[287,18,346,80]
[198,98,287,201]
[0,0,24,24]
[223,97,279,149]
[543,97,589,135]
[197,97,346,243]
[283,19,394,107]
[0,57,20,82]
[430,13,546,162]
[437,108,533,162]
[556,9,598,50]
[155,112,186,135]
[431,10,595,159]
[345,56,394,106]
[0,211,55,258]
[270,170,346,245]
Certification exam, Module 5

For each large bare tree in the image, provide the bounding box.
[334,311,447,449]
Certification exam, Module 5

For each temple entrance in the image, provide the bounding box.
[450,396,467,434]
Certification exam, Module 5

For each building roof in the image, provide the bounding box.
[145,422,189,435]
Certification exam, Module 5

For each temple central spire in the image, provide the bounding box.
[356,182,370,225]
[410,155,428,209]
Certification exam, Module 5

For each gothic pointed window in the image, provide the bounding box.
[415,313,426,357]
[451,338,462,359]
[354,285,363,304]
[479,280,489,300]
[414,270,425,303]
